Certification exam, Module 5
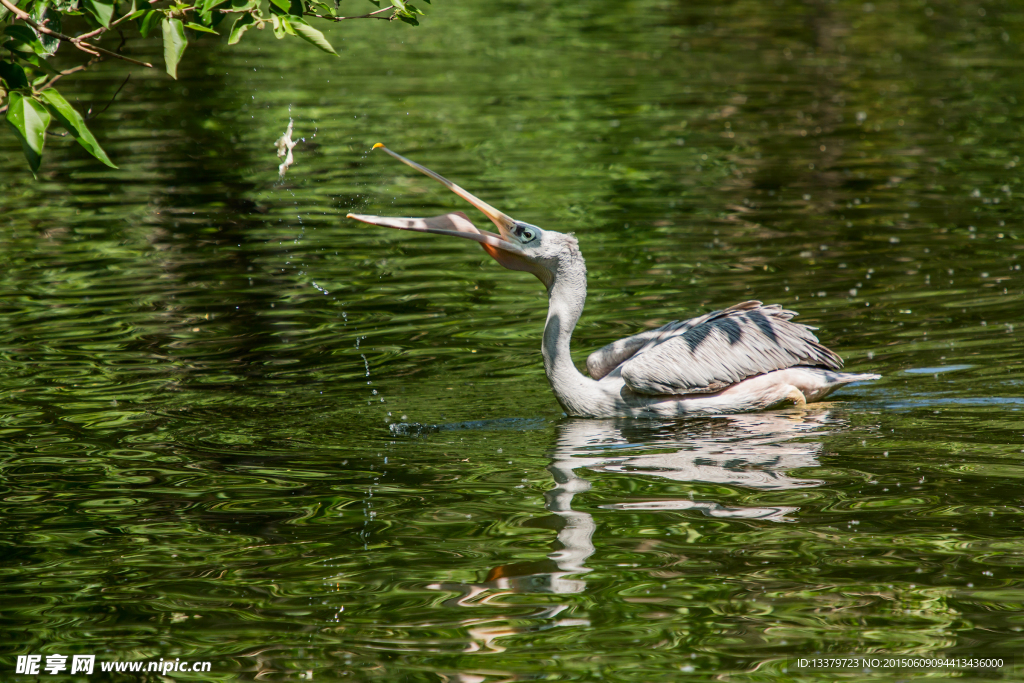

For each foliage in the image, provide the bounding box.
[0,0,428,174]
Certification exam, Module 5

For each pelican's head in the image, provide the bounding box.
[347,144,579,290]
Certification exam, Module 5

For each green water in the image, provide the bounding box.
[3,0,1024,680]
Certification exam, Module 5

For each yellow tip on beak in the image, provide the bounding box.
[372,142,385,150]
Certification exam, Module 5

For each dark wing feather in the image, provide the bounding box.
[588,301,843,395]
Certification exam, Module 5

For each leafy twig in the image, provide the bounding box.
[0,61,96,115]
[307,6,394,21]
[0,0,154,67]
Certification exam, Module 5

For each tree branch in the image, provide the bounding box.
[0,0,154,67]
[75,26,109,42]
[38,61,99,94]
[306,6,394,21]
[217,4,393,19]
[86,73,130,120]
[78,5,135,40]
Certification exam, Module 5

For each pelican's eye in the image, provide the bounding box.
[521,228,536,242]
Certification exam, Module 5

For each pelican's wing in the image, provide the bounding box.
[586,319,688,380]
[587,301,843,395]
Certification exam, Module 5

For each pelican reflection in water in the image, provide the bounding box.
[349,145,880,418]
[419,411,836,656]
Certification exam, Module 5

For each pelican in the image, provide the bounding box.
[348,144,880,418]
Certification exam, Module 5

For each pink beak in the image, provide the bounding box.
[348,145,549,283]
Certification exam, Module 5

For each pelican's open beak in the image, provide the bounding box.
[347,144,543,279]
[346,210,521,255]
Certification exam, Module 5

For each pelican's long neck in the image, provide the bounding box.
[542,250,602,414]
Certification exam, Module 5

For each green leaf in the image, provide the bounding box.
[82,0,114,27]
[2,48,59,73]
[185,22,218,34]
[3,26,37,41]
[202,0,230,11]
[267,0,302,16]
[4,25,46,54]
[0,60,30,90]
[227,11,253,44]
[397,12,417,24]
[127,8,147,19]
[38,29,60,56]
[206,8,227,27]
[271,13,288,38]
[161,17,187,79]
[310,1,335,16]
[137,9,161,37]
[5,91,51,173]
[30,3,62,55]
[38,87,117,168]
[389,0,405,9]
[287,16,337,55]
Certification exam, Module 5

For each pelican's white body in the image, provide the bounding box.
[540,251,878,417]
[351,145,880,418]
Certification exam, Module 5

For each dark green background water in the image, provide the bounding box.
[3,0,1024,680]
